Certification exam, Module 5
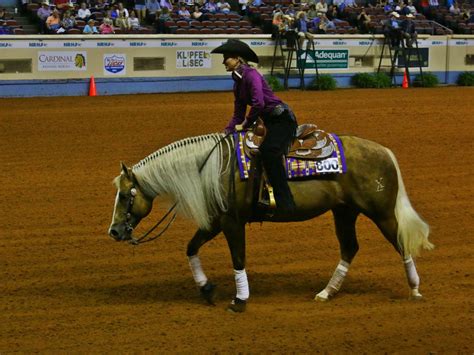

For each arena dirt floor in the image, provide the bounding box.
[1,87,473,353]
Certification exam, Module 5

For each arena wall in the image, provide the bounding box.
[0,34,473,97]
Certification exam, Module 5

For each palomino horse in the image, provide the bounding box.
[108,133,433,312]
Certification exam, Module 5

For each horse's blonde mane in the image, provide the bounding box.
[132,133,232,231]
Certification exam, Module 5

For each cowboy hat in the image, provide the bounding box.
[211,39,259,64]
[406,13,414,18]
[41,1,50,5]
[390,11,400,18]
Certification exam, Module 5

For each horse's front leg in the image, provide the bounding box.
[220,214,248,313]
[186,223,221,305]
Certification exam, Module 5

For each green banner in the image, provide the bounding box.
[297,49,349,69]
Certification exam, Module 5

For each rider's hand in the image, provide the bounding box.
[235,124,243,131]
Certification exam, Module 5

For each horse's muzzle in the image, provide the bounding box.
[108,224,132,242]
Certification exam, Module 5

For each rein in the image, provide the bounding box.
[127,133,232,246]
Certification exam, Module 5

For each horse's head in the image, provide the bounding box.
[108,162,153,242]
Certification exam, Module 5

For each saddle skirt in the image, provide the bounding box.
[235,123,347,180]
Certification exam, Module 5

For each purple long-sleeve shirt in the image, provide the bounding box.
[225,64,282,133]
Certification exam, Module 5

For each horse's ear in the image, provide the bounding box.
[120,161,130,177]
[121,162,138,183]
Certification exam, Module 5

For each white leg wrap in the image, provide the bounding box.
[316,260,350,301]
[325,260,350,296]
[234,269,249,300]
[403,256,420,289]
[188,255,208,287]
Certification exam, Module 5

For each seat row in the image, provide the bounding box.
[166,19,252,29]
[174,27,263,34]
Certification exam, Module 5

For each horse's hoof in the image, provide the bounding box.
[200,282,217,305]
[226,298,247,313]
[409,288,423,301]
[314,289,330,302]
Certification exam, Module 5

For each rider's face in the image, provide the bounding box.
[223,56,240,72]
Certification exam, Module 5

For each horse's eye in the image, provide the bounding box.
[130,188,137,197]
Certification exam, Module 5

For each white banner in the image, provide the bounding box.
[38,51,87,71]
[103,53,126,75]
[176,50,211,69]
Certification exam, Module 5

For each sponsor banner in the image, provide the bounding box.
[103,53,126,75]
[297,49,349,69]
[38,51,87,71]
[176,50,211,69]
[397,48,429,68]
[2,38,473,50]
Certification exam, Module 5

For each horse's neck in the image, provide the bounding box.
[133,133,231,200]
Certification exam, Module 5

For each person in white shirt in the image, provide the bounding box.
[77,2,91,20]
[315,0,328,15]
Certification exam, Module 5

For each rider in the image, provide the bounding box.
[211,39,297,214]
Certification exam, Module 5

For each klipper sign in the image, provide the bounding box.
[176,50,211,69]
[38,51,87,71]
[297,49,349,69]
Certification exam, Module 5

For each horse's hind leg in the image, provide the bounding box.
[186,223,221,305]
[375,215,423,300]
[315,206,359,302]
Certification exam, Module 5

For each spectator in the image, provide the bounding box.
[155,7,171,33]
[326,5,338,21]
[357,8,372,33]
[77,2,91,21]
[0,8,7,20]
[54,0,69,10]
[116,11,131,31]
[295,11,314,48]
[449,2,461,15]
[383,11,402,46]
[37,1,52,34]
[318,13,335,32]
[344,0,357,8]
[285,4,296,18]
[146,0,161,23]
[83,18,99,33]
[217,0,231,13]
[100,17,115,33]
[134,0,147,21]
[406,0,417,15]
[110,5,119,24]
[272,12,285,32]
[191,4,203,20]
[116,2,129,18]
[92,0,107,12]
[316,0,328,15]
[129,10,141,29]
[46,9,61,33]
[401,13,417,47]
[178,4,191,19]
[160,0,174,11]
[238,0,249,15]
[307,4,318,19]
[203,0,218,14]
[61,10,76,30]
[460,5,470,21]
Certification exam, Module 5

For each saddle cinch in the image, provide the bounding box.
[243,118,335,160]
[242,119,336,216]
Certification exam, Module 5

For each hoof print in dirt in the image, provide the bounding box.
[200,282,217,305]
[226,298,247,313]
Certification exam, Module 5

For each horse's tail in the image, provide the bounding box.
[385,148,434,257]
